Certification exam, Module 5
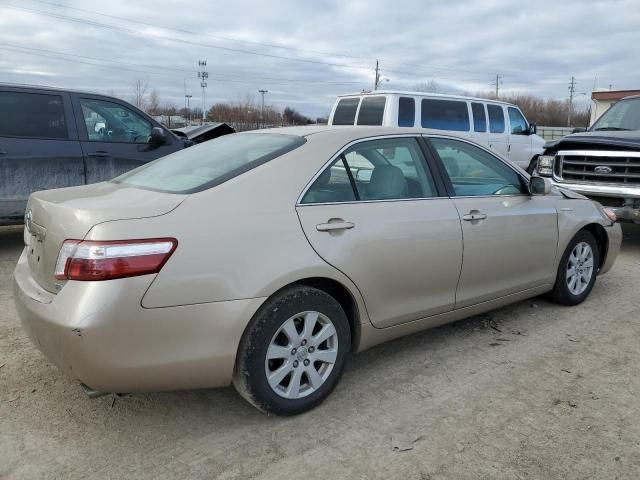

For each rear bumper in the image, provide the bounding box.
[13,249,265,393]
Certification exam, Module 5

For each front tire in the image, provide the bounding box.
[549,230,599,305]
[233,286,350,415]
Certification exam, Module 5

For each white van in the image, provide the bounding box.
[328,91,546,171]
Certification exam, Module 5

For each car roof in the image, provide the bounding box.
[336,90,514,106]
[0,81,114,97]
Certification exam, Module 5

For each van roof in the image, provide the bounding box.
[336,90,514,107]
[0,82,112,97]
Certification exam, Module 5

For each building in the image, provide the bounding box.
[590,88,640,125]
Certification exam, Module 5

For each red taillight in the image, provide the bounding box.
[54,238,177,281]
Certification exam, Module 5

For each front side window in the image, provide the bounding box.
[398,97,415,127]
[471,102,487,132]
[430,138,525,196]
[357,96,386,125]
[80,98,152,143]
[115,133,305,193]
[487,104,505,133]
[332,97,360,125]
[0,91,67,139]
[421,99,469,131]
[508,107,529,134]
[302,137,437,203]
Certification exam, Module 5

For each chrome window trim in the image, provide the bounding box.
[296,133,531,206]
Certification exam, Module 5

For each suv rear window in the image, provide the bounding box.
[356,96,386,125]
[115,133,305,194]
[421,99,469,131]
[0,91,67,139]
[332,97,360,125]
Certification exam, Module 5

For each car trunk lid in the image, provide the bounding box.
[24,182,186,293]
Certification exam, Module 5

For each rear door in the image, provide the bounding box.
[427,136,558,308]
[297,136,463,328]
[0,88,84,221]
[71,94,180,184]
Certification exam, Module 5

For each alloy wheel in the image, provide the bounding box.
[566,241,594,295]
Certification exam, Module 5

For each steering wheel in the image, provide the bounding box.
[492,185,521,195]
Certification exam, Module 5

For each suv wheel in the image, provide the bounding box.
[233,286,350,415]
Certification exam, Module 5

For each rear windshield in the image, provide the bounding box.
[113,133,305,194]
[332,97,360,125]
[356,96,386,125]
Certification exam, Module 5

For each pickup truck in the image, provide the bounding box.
[537,94,640,223]
[0,84,233,225]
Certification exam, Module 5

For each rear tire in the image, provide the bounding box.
[233,286,350,415]
[549,230,599,306]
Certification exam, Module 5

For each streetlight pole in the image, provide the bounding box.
[258,89,268,129]
[185,94,192,126]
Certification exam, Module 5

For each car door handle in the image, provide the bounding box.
[462,210,487,221]
[316,221,355,232]
[87,151,112,157]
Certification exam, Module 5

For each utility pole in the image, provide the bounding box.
[493,74,502,99]
[374,60,380,90]
[568,76,576,127]
[197,60,208,124]
[258,89,268,129]
[185,94,192,126]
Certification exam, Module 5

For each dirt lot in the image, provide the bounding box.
[1,224,639,479]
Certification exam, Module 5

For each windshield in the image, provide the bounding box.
[113,133,305,194]
[592,97,640,131]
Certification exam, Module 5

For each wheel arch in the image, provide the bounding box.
[580,223,608,269]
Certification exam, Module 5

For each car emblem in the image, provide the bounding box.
[25,209,33,234]
[594,166,613,174]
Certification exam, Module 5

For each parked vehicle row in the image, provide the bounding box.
[0,84,233,225]
[14,126,621,415]
[328,91,546,171]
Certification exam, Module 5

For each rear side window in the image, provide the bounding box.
[487,104,505,133]
[471,103,487,132]
[115,133,305,194]
[421,99,469,131]
[0,91,67,139]
[332,97,360,125]
[398,97,415,127]
[357,96,386,125]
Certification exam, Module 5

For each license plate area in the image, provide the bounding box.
[27,234,45,273]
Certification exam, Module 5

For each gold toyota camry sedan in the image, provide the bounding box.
[14,127,621,415]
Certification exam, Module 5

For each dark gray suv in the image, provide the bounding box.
[0,84,232,224]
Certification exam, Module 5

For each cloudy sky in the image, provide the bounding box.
[0,0,638,117]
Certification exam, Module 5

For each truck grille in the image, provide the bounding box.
[557,150,640,184]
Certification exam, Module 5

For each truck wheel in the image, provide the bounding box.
[549,230,599,306]
[233,286,350,415]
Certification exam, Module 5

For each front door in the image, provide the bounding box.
[506,106,533,169]
[72,95,179,184]
[428,136,558,308]
[0,89,84,221]
[296,136,463,328]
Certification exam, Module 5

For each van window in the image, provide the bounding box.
[0,91,67,139]
[357,96,386,125]
[471,103,487,132]
[421,99,469,131]
[398,97,415,127]
[487,105,505,133]
[332,97,360,125]
[508,107,528,134]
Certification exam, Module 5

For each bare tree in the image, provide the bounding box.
[413,80,444,93]
[130,79,149,110]
[147,89,161,116]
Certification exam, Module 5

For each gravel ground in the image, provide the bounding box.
[1,223,639,480]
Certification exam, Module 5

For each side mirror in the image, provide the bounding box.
[530,175,551,195]
[150,127,167,145]
[528,123,537,135]
[571,127,587,134]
